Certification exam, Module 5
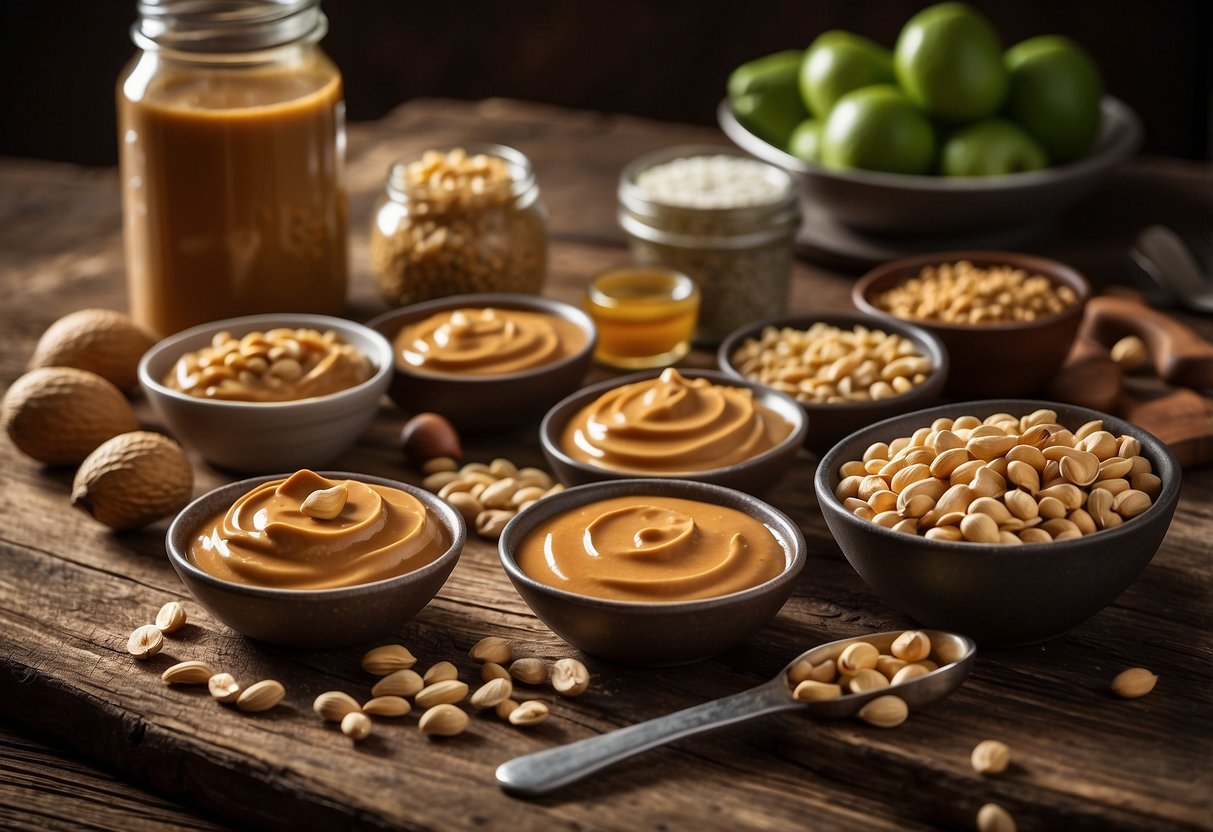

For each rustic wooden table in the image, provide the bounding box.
[1,99,1211,832]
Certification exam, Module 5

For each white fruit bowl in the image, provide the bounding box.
[718,96,1141,235]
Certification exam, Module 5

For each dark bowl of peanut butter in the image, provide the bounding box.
[166,470,465,648]
[368,293,597,431]
[499,478,807,665]
[540,368,808,494]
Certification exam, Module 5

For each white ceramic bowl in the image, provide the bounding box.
[718,96,1142,235]
[139,314,393,473]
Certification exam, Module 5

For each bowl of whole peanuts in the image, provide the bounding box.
[814,400,1180,645]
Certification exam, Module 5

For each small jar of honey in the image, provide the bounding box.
[585,267,700,370]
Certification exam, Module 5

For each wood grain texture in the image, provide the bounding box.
[1,99,1212,832]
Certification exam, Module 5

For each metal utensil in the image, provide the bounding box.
[496,629,976,797]
[1131,226,1213,313]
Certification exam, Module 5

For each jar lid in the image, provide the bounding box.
[133,0,327,54]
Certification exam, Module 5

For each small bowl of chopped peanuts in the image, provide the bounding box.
[139,314,393,473]
[814,400,1181,646]
[854,251,1090,398]
[718,312,948,454]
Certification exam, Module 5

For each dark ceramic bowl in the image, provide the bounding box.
[367,293,597,431]
[717,312,949,456]
[139,313,394,474]
[853,251,1091,398]
[539,369,807,494]
[814,400,1181,646]
[166,472,465,648]
[498,478,807,665]
[719,96,1141,235]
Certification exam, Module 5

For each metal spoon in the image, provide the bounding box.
[496,629,976,797]
[1131,225,1213,313]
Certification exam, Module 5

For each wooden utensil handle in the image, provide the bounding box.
[1084,295,1213,388]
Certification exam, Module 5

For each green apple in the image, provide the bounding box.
[799,31,895,118]
[895,2,1008,123]
[821,85,935,175]
[787,118,823,162]
[728,50,811,148]
[1006,35,1103,163]
[940,118,1049,176]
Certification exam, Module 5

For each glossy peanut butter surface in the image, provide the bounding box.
[190,471,450,590]
[394,307,586,376]
[561,369,794,474]
[515,495,785,602]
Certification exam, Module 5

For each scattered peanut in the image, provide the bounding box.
[127,625,164,660]
[730,322,934,404]
[469,636,513,665]
[422,661,459,685]
[208,673,242,704]
[872,260,1078,325]
[371,669,424,698]
[1111,667,1158,699]
[509,658,548,685]
[161,660,215,685]
[361,644,417,676]
[418,703,470,737]
[415,680,469,709]
[971,739,1011,775]
[236,679,285,713]
[341,711,373,741]
[976,803,1017,832]
[551,658,590,697]
[836,410,1158,544]
[495,699,521,720]
[481,662,512,682]
[508,700,550,726]
[313,691,362,722]
[154,601,187,634]
[471,678,514,710]
[362,696,411,718]
[1110,335,1149,371]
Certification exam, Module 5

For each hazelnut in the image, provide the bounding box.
[401,412,462,464]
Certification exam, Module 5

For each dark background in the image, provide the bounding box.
[2,0,1210,166]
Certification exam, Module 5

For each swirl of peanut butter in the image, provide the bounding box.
[561,369,794,474]
[515,495,785,602]
[189,470,451,590]
[394,307,586,376]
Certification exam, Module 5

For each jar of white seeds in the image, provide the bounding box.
[618,146,799,343]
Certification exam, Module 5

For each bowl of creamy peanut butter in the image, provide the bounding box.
[166,470,465,647]
[367,293,597,431]
[540,368,807,493]
[498,478,806,664]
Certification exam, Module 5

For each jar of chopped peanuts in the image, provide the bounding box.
[371,145,548,306]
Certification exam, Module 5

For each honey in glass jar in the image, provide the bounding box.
[585,267,700,370]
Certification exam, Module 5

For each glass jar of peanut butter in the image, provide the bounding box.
[118,0,348,336]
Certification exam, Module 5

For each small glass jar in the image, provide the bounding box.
[371,144,548,307]
[585,266,700,370]
[118,0,347,337]
[618,145,800,344]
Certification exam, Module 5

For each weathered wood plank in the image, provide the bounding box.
[2,98,1212,832]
